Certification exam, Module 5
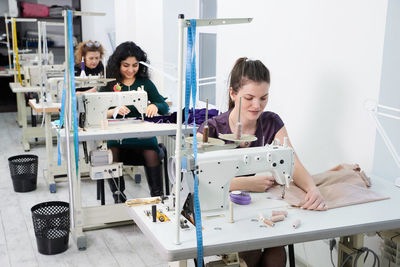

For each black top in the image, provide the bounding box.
[197,109,284,147]
[74,61,104,92]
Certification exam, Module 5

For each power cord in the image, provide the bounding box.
[339,247,380,267]
[109,169,125,202]
[330,239,336,267]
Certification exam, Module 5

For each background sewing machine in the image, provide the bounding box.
[23,64,65,102]
[168,140,295,214]
[16,51,54,67]
[78,90,148,128]
[23,64,64,86]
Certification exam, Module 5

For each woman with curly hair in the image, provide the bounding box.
[74,40,105,94]
[99,41,169,203]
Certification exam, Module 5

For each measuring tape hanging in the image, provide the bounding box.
[184,19,204,267]
[11,18,23,85]
[67,10,80,176]
[57,72,67,166]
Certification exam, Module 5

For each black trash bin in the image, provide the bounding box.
[8,154,38,192]
[31,201,70,255]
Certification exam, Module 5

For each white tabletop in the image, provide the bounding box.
[9,82,41,93]
[58,120,193,142]
[127,175,400,261]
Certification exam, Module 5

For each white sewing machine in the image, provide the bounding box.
[17,51,54,67]
[23,64,65,87]
[169,140,295,213]
[79,90,148,128]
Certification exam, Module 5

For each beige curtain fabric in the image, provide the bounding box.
[268,164,389,209]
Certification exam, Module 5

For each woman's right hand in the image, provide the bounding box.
[230,175,275,192]
[113,105,131,116]
[246,175,275,192]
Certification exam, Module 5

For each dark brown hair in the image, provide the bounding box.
[106,41,149,81]
[228,57,270,110]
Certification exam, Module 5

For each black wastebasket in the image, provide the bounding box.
[31,201,70,255]
[8,154,38,192]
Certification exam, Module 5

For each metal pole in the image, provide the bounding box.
[38,21,43,97]
[174,14,185,245]
[11,18,16,83]
[4,15,12,71]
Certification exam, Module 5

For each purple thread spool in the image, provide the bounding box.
[81,57,85,71]
[230,191,251,205]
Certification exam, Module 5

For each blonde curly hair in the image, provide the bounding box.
[74,40,105,65]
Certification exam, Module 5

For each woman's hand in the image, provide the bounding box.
[301,187,327,210]
[146,104,158,118]
[113,105,131,116]
[240,175,275,192]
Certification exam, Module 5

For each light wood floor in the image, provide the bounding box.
[0,112,180,267]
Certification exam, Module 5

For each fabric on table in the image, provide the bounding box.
[143,108,219,125]
[268,163,389,209]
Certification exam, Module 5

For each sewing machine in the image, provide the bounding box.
[79,90,148,128]
[17,51,54,67]
[23,64,65,87]
[169,140,295,213]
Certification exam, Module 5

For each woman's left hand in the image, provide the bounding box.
[301,187,327,211]
[146,104,158,118]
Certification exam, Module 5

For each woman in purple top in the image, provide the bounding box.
[198,57,326,267]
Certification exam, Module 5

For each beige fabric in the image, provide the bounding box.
[268,164,389,209]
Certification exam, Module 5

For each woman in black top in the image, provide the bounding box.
[74,40,105,94]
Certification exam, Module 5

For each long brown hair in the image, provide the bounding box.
[106,41,149,81]
[228,57,270,110]
[74,40,105,65]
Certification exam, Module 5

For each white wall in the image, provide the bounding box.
[81,0,115,64]
[114,0,135,46]
[114,0,164,93]
[162,0,197,107]
[217,0,387,174]
[114,0,196,99]
[216,1,387,266]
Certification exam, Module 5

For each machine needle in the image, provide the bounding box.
[280,185,285,199]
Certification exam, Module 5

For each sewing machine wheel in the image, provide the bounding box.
[185,136,225,147]
[218,133,257,143]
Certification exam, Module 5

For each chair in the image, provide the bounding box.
[96,143,170,205]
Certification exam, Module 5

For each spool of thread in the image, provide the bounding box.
[81,56,85,71]
[202,126,209,143]
[234,122,242,140]
[263,218,275,227]
[151,205,157,222]
[270,215,285,222]
[292,219,301,229]
[272,210,288,217]
[100,119,108,130]
[230,191,251,205]
[229,200,234,223]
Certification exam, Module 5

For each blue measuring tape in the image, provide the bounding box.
[57,10,79,178]
[185,19,204,266]
[57,71,67,166]
[67,10,80,175]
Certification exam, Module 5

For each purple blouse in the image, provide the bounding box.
[197,109,284,147]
